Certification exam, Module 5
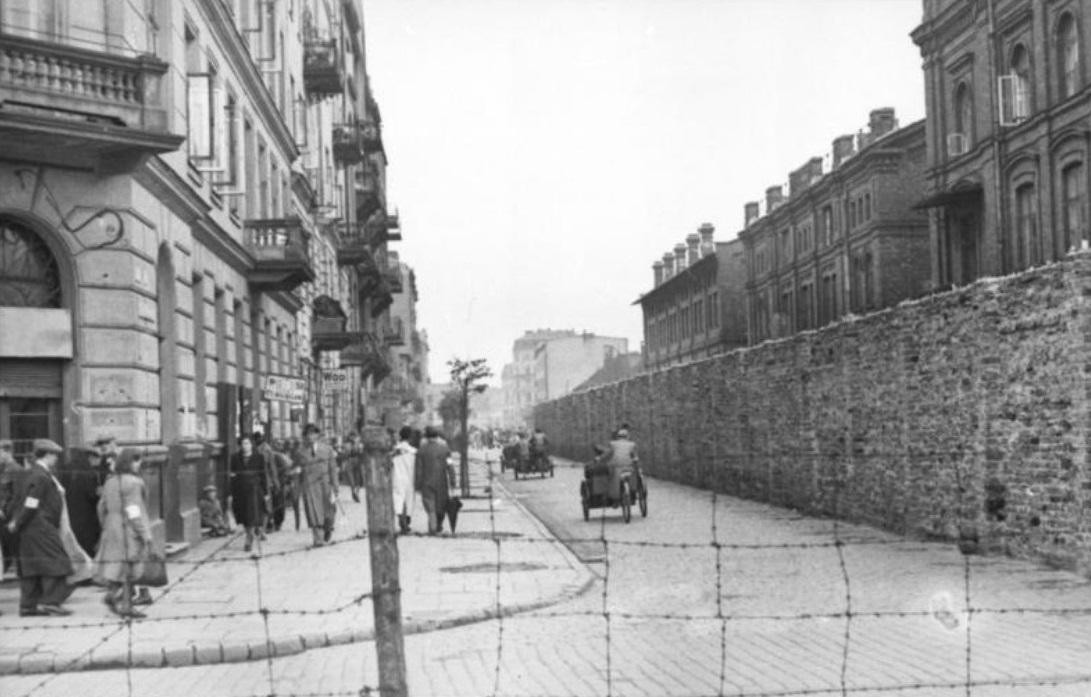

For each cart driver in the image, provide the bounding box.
[604,427,638,498]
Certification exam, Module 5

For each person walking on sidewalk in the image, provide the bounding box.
[279,439,303,531]
[0,439,22,579]
[94,449,153,619]
[414,426,452,535]
[6,439,74,617]
[391,426,417,534]
[230,436,269,552]
[295,424,339,547]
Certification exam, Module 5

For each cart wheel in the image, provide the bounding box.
[620,481,632,523]
[580,482,590,521]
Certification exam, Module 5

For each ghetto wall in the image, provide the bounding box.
[535,255,1091,573]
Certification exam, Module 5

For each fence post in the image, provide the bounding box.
[362,422,407,697]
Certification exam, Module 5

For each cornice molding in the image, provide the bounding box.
[196,0,299,163]
[135,157,211,225]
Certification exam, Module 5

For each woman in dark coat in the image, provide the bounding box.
[230,436,268,551]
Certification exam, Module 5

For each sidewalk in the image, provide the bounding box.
[0,451,594,675]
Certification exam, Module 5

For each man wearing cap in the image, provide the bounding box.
[294,424,339,547]
[414,426,453,535]
[603,427,639,502]
[6,439,74,616]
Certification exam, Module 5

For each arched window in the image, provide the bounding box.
[1013,183,1037,270]
[0,219,62,308]
[1062,162,1086,250]
[1058,13,1081,99]
[954,82,973,144]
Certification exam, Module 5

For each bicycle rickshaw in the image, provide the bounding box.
[514,449,554,479]
[580,446,648,523]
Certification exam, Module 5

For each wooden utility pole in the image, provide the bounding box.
[361,422,407,697]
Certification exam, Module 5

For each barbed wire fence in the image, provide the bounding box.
[7,446,1091,697]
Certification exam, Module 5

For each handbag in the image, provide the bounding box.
[133,550,169,587]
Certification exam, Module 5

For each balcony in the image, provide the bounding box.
[355,169,383,220]
[386,265,403,293]
[384,318,405,346]
[340,332,391,383]
[312,316,363,352]
[332,123,364,165]
[303,39,343,97]
[0,35,183,172]
[335,222,372,266]
[243,218,316,292]
[360,120,382,154]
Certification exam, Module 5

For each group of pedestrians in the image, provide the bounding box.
[0,436,158,618]
[224,424,339,551]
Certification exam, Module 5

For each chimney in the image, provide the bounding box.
[744,202,761,228]
[653,260,664,287]
[765,185,783,213]
[832,134,855,168]
[868,107,897,139]
[662,252,676,280]
[674,243,687,273]
[698,222,715,256]
[686,233,700,265]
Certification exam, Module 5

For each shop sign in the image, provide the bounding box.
[262,375,306,404]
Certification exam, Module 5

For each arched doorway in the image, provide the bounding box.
[0,217,71,461]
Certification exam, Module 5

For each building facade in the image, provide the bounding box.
[739,110,929,344]
[500,329,574,429]
[0,0,401,547]
[532,332,628,403]
[912,0,1091,287]
[374,250,430,427]
[637,223,748,370]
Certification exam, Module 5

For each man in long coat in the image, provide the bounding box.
[6,439,73,616]
[61,436,113,557]
[294,424,339,546]
[414,426,452,535]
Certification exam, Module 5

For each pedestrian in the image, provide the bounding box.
[603,427,639,500]
[294,424,339,547]
[414,426,452,535]
[62,436,113,560]
[281,439,303,531]
[252,432,282,534]
[266,439,293,532]
[230,435,269,552]
[94,448,154,618]
[344,434,365,503]
[0,439,22,579]
[391,426,417,534]
[199,485,231,537]
[6,439,74,617]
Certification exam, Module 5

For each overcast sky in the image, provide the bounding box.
[363,0,925,384]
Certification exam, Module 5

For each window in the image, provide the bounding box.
[848,200,857,230]
[820,270,838,325]
[864,193,872,221]
[779,229,791,266]
[1058,13,1081,100]
[0,219,61,308]
[1014,183,1038,269]
[1001,43,1032,124]
[708,291,719,329]
[851,251,874,312]
[1062,162,1086,250]
[822,206,834,246]
[950,82,973,156]
[797,283,813,330]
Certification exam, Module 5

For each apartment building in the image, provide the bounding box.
[739,109,929,343]
[0,0,400,546]
[912,0,1091,286]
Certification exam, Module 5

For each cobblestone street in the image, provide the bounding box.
[5,454,1091,696]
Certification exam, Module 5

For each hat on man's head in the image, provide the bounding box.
[616,428,630,438]
[33,438,64,454]
[0,439,12,451]
[202,485,218,493]
[424,425,440,439]
[303,423,321,436]
[93,435,117,447]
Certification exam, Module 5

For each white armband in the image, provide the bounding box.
[125,504,142,520]
[24,496,40,510]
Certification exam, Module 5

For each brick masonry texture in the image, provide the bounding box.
[536,254,1091,573]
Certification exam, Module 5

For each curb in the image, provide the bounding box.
[1,459,597,676]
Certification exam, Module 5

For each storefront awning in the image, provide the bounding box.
[912,185,983,210]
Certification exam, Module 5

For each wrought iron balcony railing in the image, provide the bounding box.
[243,218,315,292]
[303,38,343,97]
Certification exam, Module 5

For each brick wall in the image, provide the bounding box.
[536,255,1091,573]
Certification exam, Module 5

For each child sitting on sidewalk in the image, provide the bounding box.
[199,486,231,537]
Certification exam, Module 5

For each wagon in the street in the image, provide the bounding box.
[580,449,647,523]
[513,450,553,479]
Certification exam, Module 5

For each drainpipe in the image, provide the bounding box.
[986,0,1006,274]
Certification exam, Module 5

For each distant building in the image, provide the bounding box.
[636,223,748,370]
[501,329,577,429]
[739,109,929,343]
[532,333,629,402]
[377,252,430,427]
[912,1,1091,287]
